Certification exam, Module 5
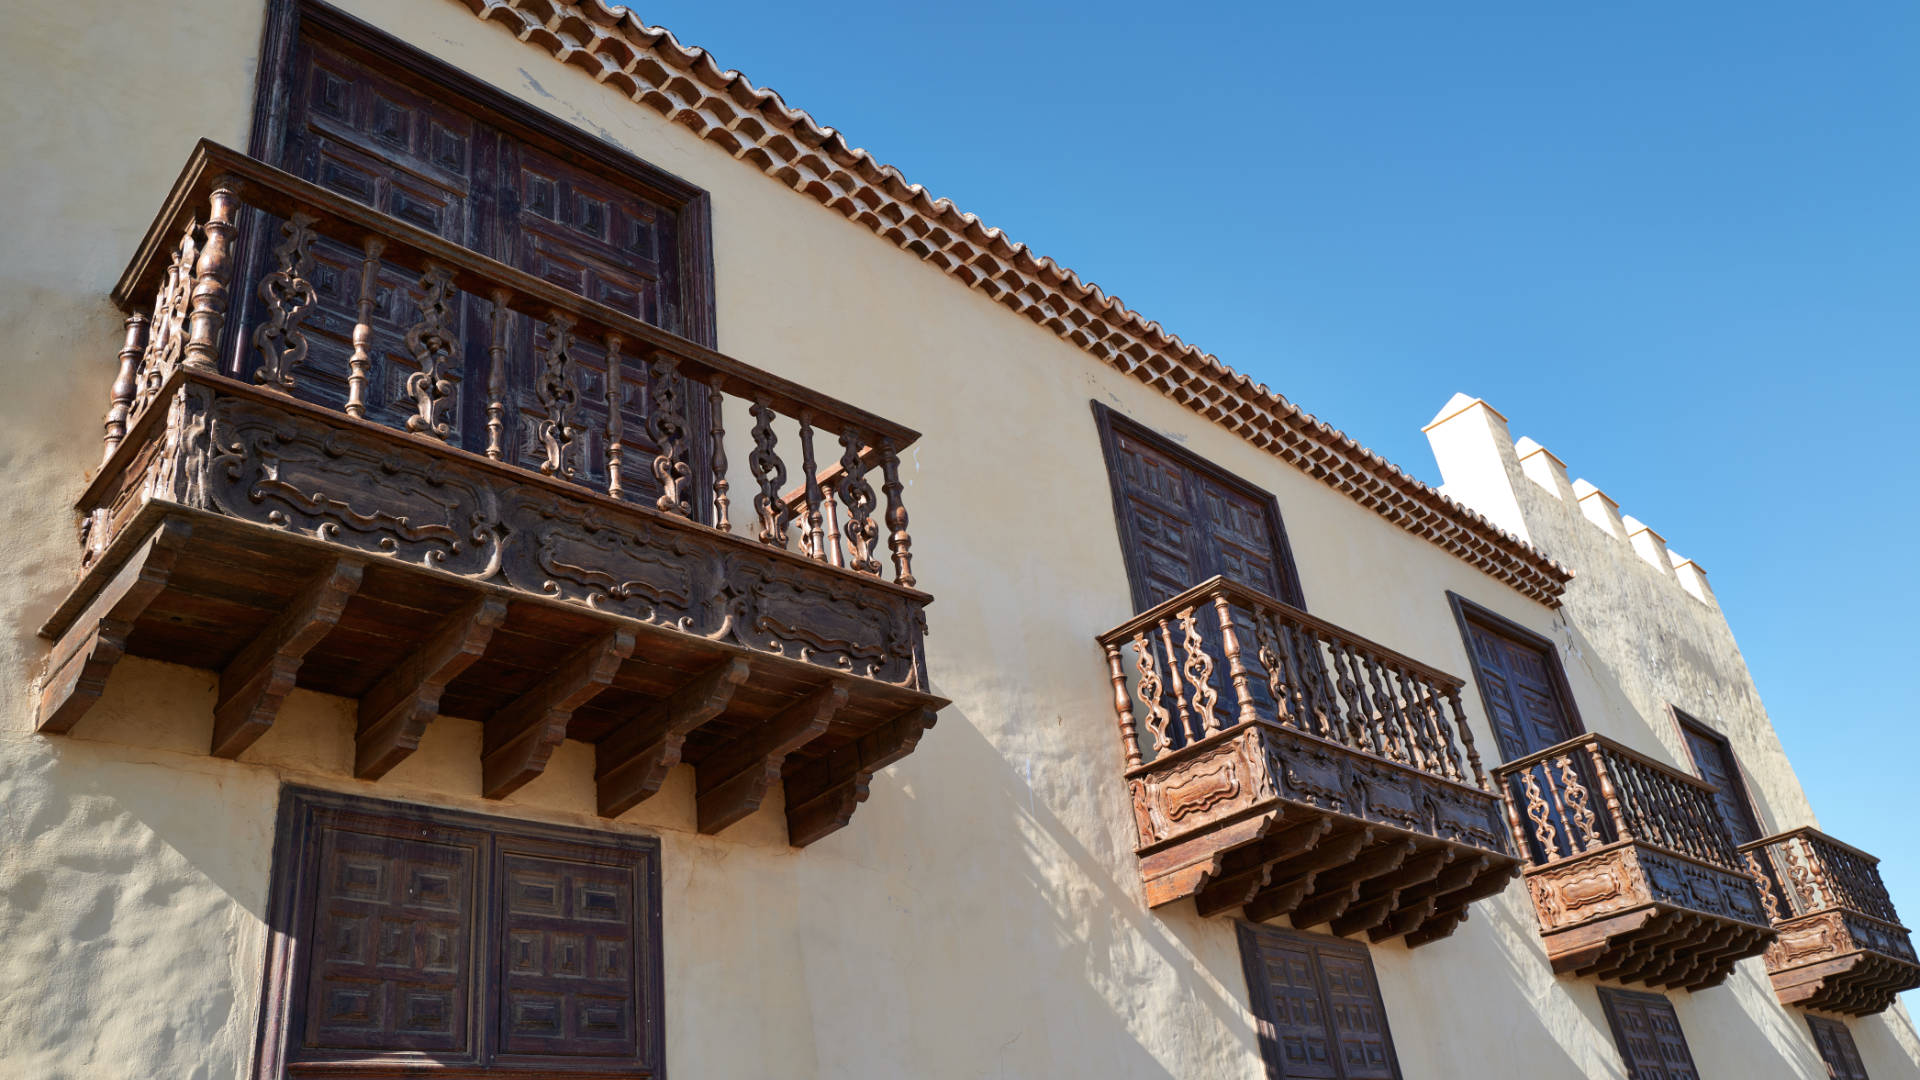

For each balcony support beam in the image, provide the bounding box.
[696,681,846,835]
[595,657,752,819]
[483,629,634,799]
[785,705,937,847]
[211,556,365,758]
[1194,816,1335,918]
[38,518,193,735]
[355,595,509,780]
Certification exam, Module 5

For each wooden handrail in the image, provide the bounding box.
[1098,576,1466,694]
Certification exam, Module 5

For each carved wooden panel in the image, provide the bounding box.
[1598,988,1700,1080]
[299,828,478,1057]
[495,851,642,1060]
[1238,923,1402,1080]
[1094,404,1302,612]
[188,385,927,688]
[1806,1015,1871,1080]
[262,787,663,1077]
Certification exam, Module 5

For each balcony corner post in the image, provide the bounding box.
[1104,641,1143,768]
[183,173,241,374]
[104,313,148,463]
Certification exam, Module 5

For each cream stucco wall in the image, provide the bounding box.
[0,2,1913,1078]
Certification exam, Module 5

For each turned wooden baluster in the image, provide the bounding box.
[838,426,882,574]
[1584,741,1626,843]
[1802,835,1835,911]
[481,288,511,457]
[1502,773,1533,858]
[748,396,786,545]
[1105,642,1144,768]
[819,475,846,568]
[1213,593,1257,729]
[797,412,824,559]
[1520,766,1557,855]
[1445,688,1489,790]
[183,175,240,373]
[346,237,387,420]
[103,314,147,463]
[880,437,914,587]
[1363,656,1410,764]
[1133,630,1172,757]
[250,211,319,391]
[648,355,692,516]
[603,334,625,497]
[1157,617,1194,744]
[708,374,729,531]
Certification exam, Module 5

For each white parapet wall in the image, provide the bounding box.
[1422,393,1811,836]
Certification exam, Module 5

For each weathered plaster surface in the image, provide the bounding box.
[0,2,1912,1078]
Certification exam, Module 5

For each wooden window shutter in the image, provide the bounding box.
[258,787,664,1077]
[1238,923,1403,1080]
[1598,988,1701,1080]
[1094,404,1304,613]
[1807,1015,1871,1080]
[1449,596,1584,762]
[1674,709,1764,846]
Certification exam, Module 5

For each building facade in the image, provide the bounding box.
[0,1,1913,1077]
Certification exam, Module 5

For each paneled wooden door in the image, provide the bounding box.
[1458,614,1581,761]
[1675,711,1763,845]
[1094,403,1304,612]
[239,5,715,511]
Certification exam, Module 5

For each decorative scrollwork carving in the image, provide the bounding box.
[534,311,580,477]
[137,220,199,417]
[1178,606,1218,735]
[648,354,692,516]
[250,212,319,391]
[1745,849,1783,922]
[1520,766,1557,853]
[402,264,459,439]
[1133,632,1171,753]
[748,396,786,545]
[1555,753,1599,850]
[838,426,881,574]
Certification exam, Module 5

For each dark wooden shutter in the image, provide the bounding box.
[1676,711,1763,845]
[262,787,664,1077]
[1807,1014,1871,1080]
[1598,988,1701,1080]
[242,9,714,505]
[1455,607,1582,761]
[1094,404,1303,612]
[1238,923,1402,1080]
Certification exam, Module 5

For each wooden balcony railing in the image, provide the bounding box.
[1495,734,1774,990]
[1097,577,1517,947]
[1739,827,1919,1015]
[38,141,945,846]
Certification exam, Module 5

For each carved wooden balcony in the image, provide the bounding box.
[37,141,944,845]
[1739,827,1920,1015]
[1496,734,1775,990]
[1097,578,1519,947]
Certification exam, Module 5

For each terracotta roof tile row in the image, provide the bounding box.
[454,0,1573,605]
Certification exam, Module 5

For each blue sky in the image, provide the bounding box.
[645,0,1919,1005]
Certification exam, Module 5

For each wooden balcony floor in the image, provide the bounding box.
[40,376,946,847]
